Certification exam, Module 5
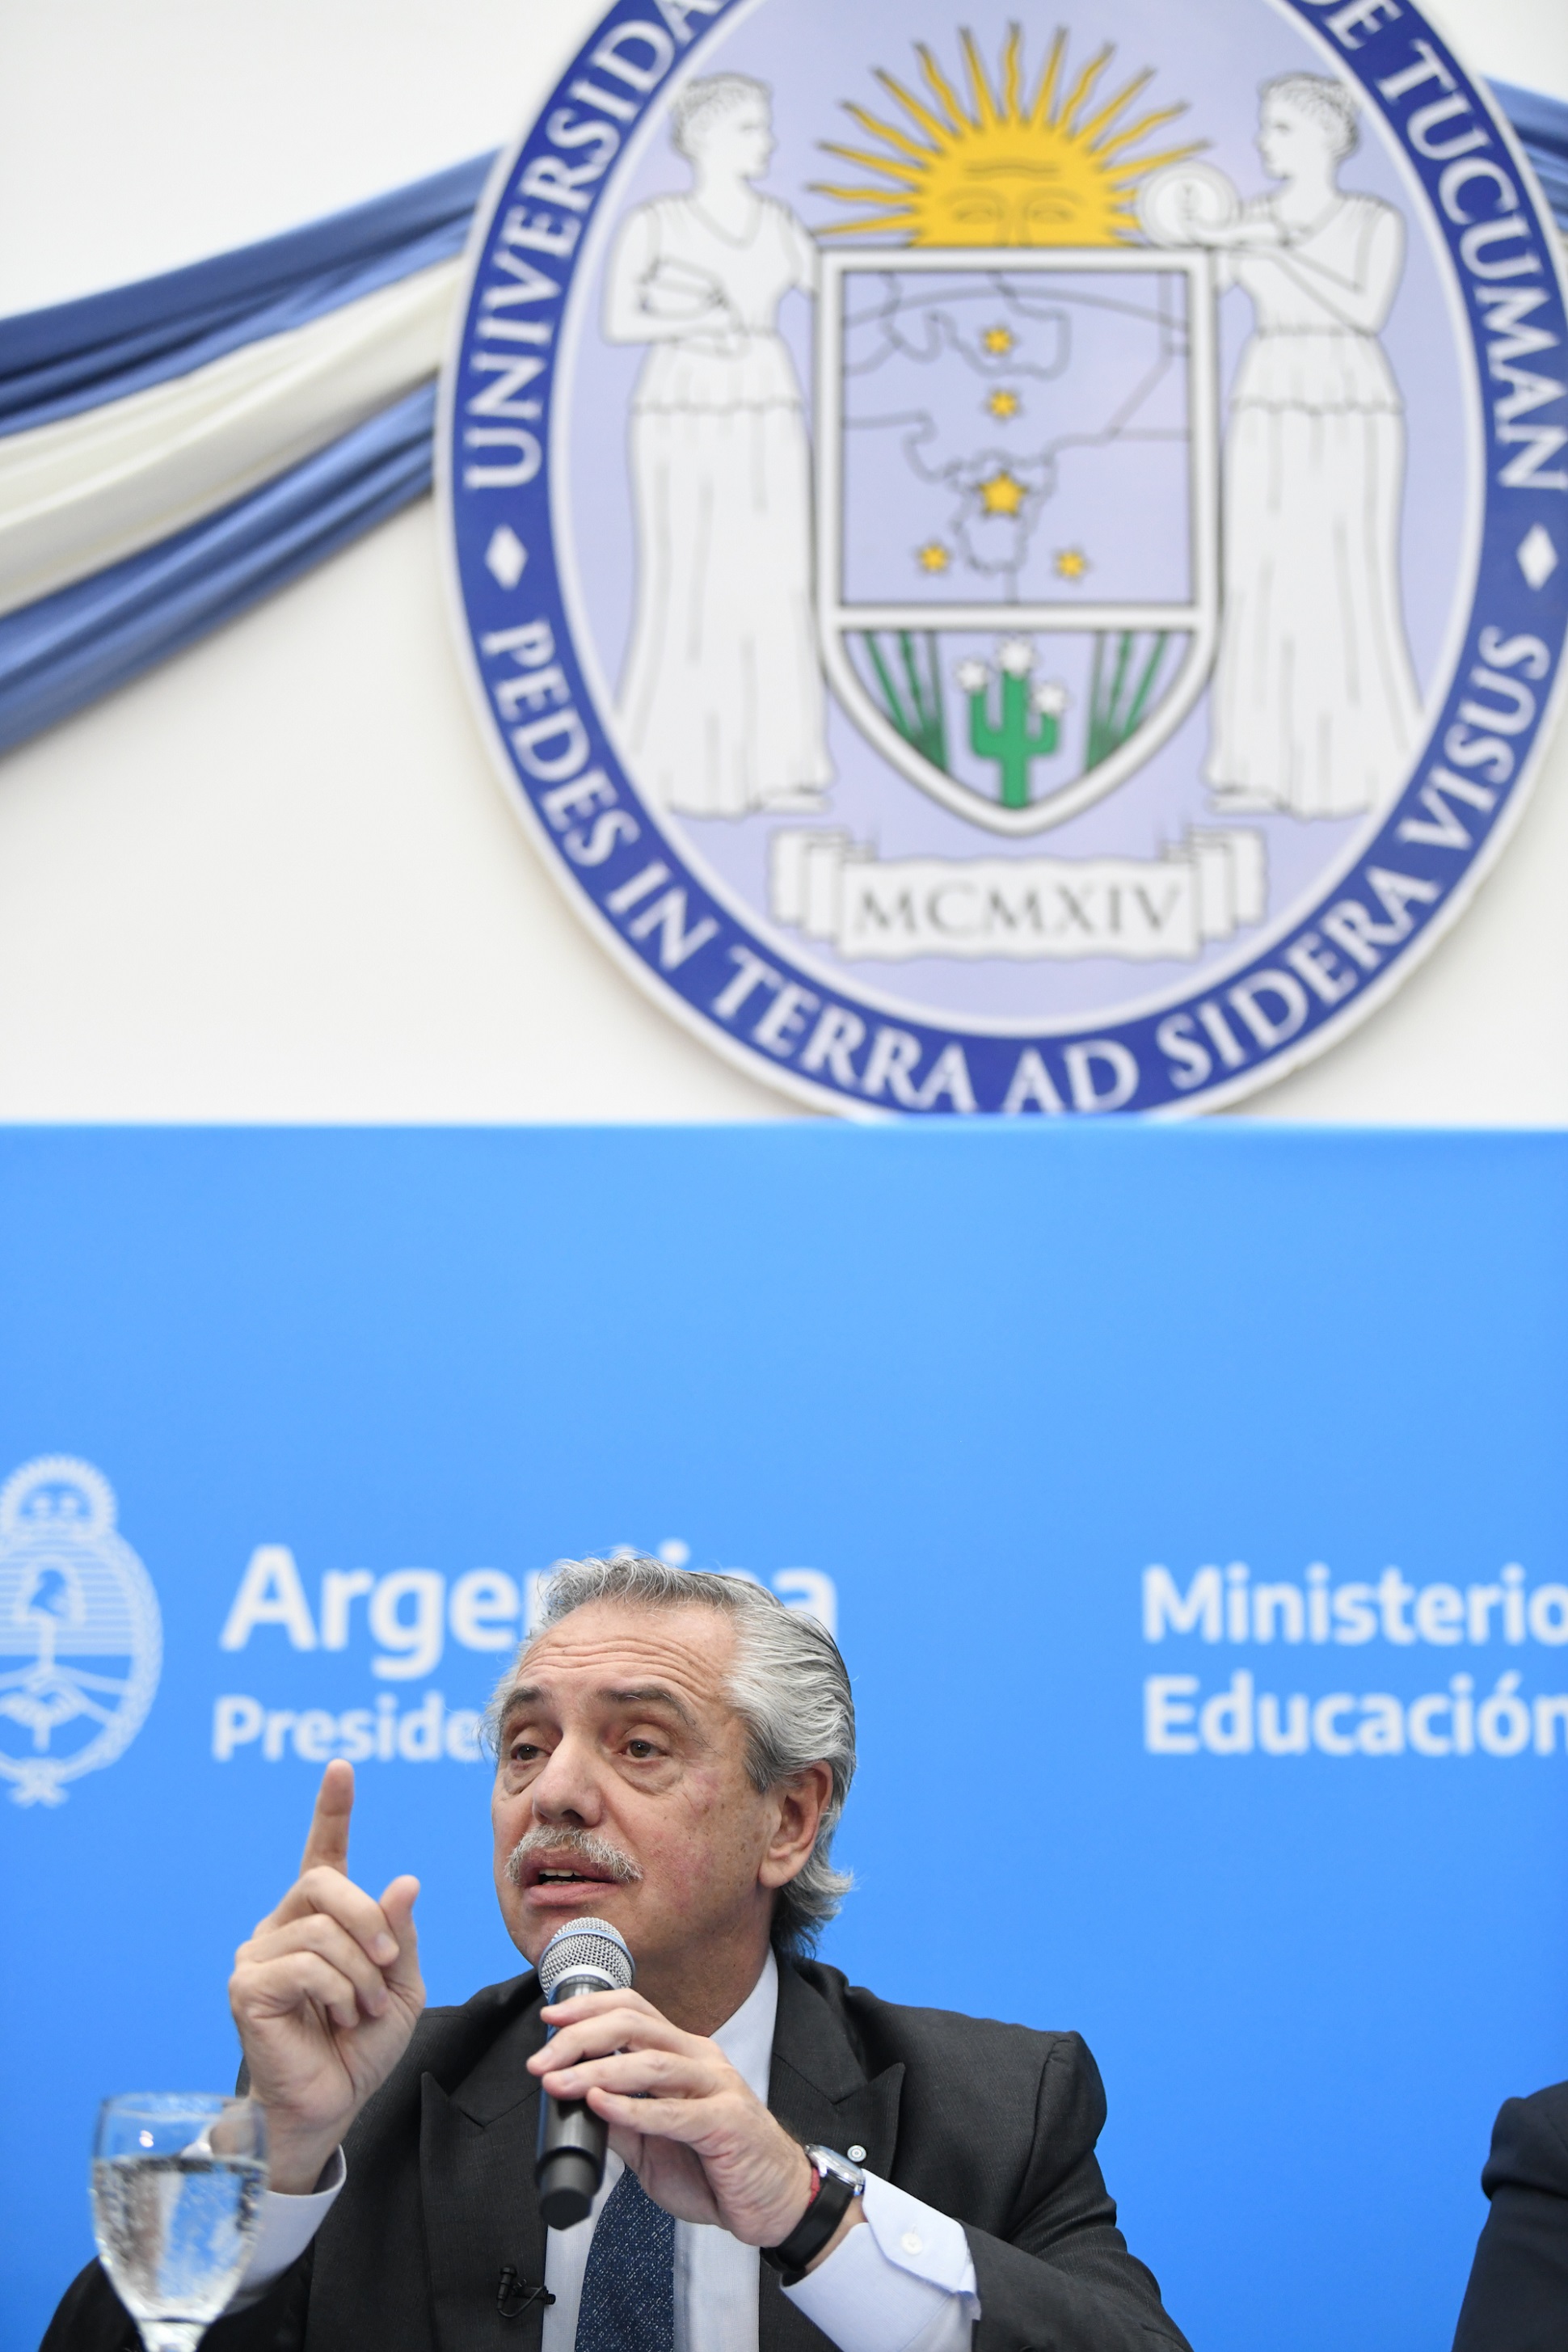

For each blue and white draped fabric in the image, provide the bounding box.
[0,86,1563,758]
[1494,80,1568,228]
[0,154,493,752]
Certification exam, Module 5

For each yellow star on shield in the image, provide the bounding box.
[917,542,951,574]
[987,388,1021,420]
[1054,546,1090,580]
[980,470,1026,517]
[981,325,1016,356]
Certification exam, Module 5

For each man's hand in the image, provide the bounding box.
[529,1990,863,2266]
[230,1762,424,2194]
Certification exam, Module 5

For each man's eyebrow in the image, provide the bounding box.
[497,1684,545,1725]
[602,1685,698,1727]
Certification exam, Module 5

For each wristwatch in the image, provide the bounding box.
[759,2145,868,2287]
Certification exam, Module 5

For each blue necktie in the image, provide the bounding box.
[573,2166,676,2352]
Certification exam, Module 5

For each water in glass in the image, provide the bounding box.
[91,2094,268,2352]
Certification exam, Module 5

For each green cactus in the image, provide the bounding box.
[963,645,1062,810]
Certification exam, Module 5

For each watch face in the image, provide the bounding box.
[811,2146,866,2190]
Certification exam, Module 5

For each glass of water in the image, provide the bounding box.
[91,2094,268,2352]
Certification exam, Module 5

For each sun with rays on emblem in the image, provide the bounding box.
[817,24,1199,246]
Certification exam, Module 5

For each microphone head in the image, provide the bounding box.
[537,1916,634,2002]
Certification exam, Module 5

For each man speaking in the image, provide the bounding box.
[45,1556,1190,2352]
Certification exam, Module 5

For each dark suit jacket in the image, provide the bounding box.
[1453,2081,1568,2351]
[43,1960,1190,2352]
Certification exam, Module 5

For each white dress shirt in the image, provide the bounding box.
[235,1950,979,2352]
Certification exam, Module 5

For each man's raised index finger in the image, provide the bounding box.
[299,1759,355,1875]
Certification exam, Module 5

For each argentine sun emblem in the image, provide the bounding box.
[0,1456,162,1806]
[444,1,1568,1116]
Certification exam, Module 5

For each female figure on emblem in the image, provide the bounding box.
[1196,74,1420,819]
[605,75,831,818]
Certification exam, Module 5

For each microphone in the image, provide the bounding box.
[534,1917,634,2228]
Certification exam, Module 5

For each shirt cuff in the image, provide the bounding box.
[227,2148,347,2310]
[782,2172,978,2352]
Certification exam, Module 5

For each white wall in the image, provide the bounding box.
[0,0,1563,1123]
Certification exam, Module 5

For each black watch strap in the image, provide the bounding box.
[759,2161,856,2286]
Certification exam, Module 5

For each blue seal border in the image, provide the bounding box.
[440,0,1568,1117]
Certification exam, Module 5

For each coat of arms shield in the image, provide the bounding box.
[816,243,1220,834]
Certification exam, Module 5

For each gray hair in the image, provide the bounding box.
[671,74,769,161]
[1262,73,1359,158]
[487,1555,854,1956]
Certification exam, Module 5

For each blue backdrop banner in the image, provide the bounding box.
[2,1125,1566,2352]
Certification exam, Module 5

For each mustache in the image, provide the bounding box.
[504,1823,643,1887]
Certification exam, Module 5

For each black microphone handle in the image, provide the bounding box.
[535,1966,612,2229]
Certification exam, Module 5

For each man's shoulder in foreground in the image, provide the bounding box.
[1482,2083,1568,2198]
[1454,2081,1568,2352]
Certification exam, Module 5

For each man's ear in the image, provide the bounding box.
[757,1761,834,1888]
